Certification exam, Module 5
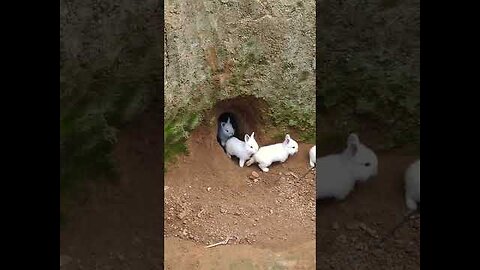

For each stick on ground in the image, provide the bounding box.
[205,236,231,248]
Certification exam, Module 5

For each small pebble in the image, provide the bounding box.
[346,222,359,230]
[332,222,340,230]
[177,209,188,219]
[60,255,72,267]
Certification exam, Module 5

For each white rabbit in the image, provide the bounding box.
[404,159,420,211]
[309,145,316,168]
[245,134,299,172]
[217,117,235,147]
[316,133,378,200]
[225,132,259,167]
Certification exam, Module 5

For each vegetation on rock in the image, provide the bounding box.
[317,0,420,150]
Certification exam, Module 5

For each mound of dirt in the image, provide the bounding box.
[164,124,316,251]
[59,99,419,269]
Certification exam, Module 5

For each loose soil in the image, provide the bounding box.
[59,105,419,270]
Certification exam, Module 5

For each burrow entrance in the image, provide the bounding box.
[164,95,316,253]
[211,96,268,151]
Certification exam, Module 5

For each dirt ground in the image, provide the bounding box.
[164,122,317,269]
[316,151,420,270]
[59,106,419,269]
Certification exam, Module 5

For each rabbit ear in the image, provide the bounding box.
[284,134,291,144]
[251,132,255,138]
[346,133,359,158]
[245,134,250,142]
[227,117,231,124]
[347,133,360,146]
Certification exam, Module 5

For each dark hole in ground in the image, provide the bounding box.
[212,96,267,140]
[216,112,240,150]
[210,95,268,162]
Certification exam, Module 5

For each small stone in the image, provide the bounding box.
[132,236,141,245]
[346,222,359,230]
[164,186,170,191]
[365,227,378,238]
[60,255,72,267]
[207,187,211,191]
[251,171,260,179]
[220,208,227,214]
[269,209,274,214]
[253,178,259,183]
[337,234,347,244]
[332,222,340,230]
[177,210,188,219]
[355,243,367,251]
[117,254,125,261]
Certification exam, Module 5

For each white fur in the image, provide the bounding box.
[245,134,299,172]
[404,159,420,210]
[218,117,235,147]
[225,132,259,167]
[309,145,316,168]
[316,134,378,200]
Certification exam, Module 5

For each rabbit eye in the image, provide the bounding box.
[365,162,371,167]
